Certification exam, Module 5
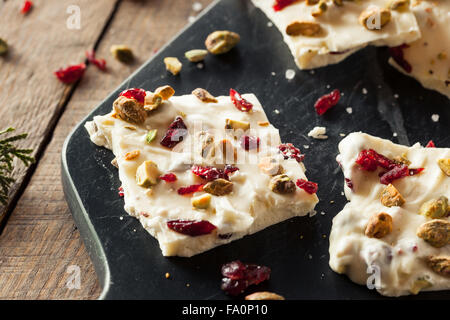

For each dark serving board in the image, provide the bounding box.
[62,0,450,299]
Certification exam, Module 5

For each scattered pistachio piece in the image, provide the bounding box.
[392,153,411,166]
[437,158,450,176]
[312,0,328,17]
[0,38,8,56]
[259,157,284,176]
[145,129,158,144]
[380,184,405,207]
[390,0,410,11]
[417,219,450,248]
[426,256,450,277]
[113,96,147,124]
[155,85,175,100]
[110,45,134,63]
[286,21,322,37]
[225,118,250,132]
[144,93,163,111]
[203,178,233,196]
[124,150,140,161]
[191,193,212,209]
[192,88,218,103]
[205,30,240,55]
[410,277,432,295]
[419,196,448,219]
[269,174,296,194]
[164,57,182,75]
[136,160,160,187]
[185,49,208,62]
[365,212,393,238]
[359,8,391,30]
[245,291,285,300]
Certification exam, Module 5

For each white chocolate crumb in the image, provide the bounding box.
[394,94,399,99]
[196,62,204,69]
[308,126,328,140]
[339,133,346,137]
[303,145,310,149]
[362,88,368,95]
[192,2,203,11]
[267,21,273,27]
[285,69,296,80]
[346,107,353,114]
[271,71,276,76]
[431,114,439,122]
[393,132,398,137]
[274,109,280,114]
[188,16,195,23]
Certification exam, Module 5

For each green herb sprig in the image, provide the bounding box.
[0,127,34,205]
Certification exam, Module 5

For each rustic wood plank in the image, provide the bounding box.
[0,0,213,299]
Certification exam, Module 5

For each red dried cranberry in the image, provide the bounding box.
[409,168,424,176]
[191,165,239,181]
[379,165,423,185]
[160,116,188,149]
[230,89,253,112]
[54,63,86,84]
[355,149,395,171]
[167,219,216,236]
[345,178,354,190]
[86,50,107,71]
[389,44,412,73]
[119,88,146,104]
[296,179,318,194]
[159,173,177,182]
[314,89,340,115]
[222,260,246,280]
[425,140,435,148]
[21,1,32,14]
[278,143,305,163]
[118,187,124,197]
[220,278,249,296]
[220,260,271,296]
[240,135,260,151]
[177,184,204,195]
[224,165,239,175]
[273,0,297,11]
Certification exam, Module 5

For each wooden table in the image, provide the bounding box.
[0,0,213,300]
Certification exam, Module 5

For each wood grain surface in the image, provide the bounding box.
[0,0,213,300]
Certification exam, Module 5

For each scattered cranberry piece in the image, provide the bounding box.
[86,50,107,71]
[296,179,318,194]
[159,173,177,182]
[119,88,146,104]
[21,1,33,14]
[54,63,86,84]
[167,219,216,236]
[379,165,424,185]
[220,260,271,296]
[118,187,124,197]
[224,165,239,176]
[356,149,393,171]
[240,135,260,151]
[345,178,354,190]
[272,0,297,11]
[425,140,435,148]
[278,143,305,163]
[314,89,341,115]
[389,44,412,73]
[177,184,204,195]
[191,165,239,181]
[230,89,253,112]
[160,116,188,149]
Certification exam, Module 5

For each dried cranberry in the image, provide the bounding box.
[118,187,124,197]
[345,178,354,190]
[222,260,246,280]
[220,260,271,296]
[278,143,305,163]
[54,63,86,84]
[191,165,239,181]
[296,179,318,194]
[160,116,188,149]
[425,140,435,148]
[159,173,177,182]
[119,88,146,104]
[314,89,340,115]
[224,165,239,175]
[240,135,260,151]
[86,50,107,71]
[220,278,249,296]
[177,184,204,195]
[389,45,412,73]
[21,1,32,14]
[355,149,395,171]
[272,0,297,11]
[167,219,217,236]
[230,89,253,112]
[379,165,423,185]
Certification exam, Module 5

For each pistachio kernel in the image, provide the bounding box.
[124,150,140,161]
[203,178,233,196]
[192,88,218,103]
[191,194,212,209]
[245,292,285,300]
[164,57,182,75]
[110,45,134,63]
[417,219,450,248]
[419,196,448,219]
[392,153,411,166]
[145,129,158,144]
[359,8,391,30]
[113,96,147,124]
[155,85,175,100]
[185,49,208,62]
[312,0,328,17]
[286,21,322,37]
[0,38,8,56]
[390,0,410,11]
[225,118,250,132]
[136,160,160,187]
[437,158,450,176]
[426,256,450,277]
[269,174,296,194]
[144,93,163,112]
[380,184,405,207]
[365,212,393,238]
[205,30,240,55]
[410,277,432,295]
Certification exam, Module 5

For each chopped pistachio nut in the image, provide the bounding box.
[192,88,218,103]
[0,38,8,56]
[286,21,322,37]
[191,194,212,209]
[203,178,233,196]
[198,131,215,158]
[113,96,147,124]
[245,291,285,300]
[312,0,328,17]
[359,8,391,30]
[392,153,411,166]
[390,0,410,11]
[145,129,158,144]
[426,256,450,277]
[419,196,448,219]
[417,219,450,248]
[164,57,182,75]
[124,150,140,161]
[205,30,240,55]
[185,49,208,62]
[258,157,284,176]
[380,184,405,207]
[409,277,432,295]
[225,118,250,132]
[110,45,134,63]
[365,212,393,238]
[269,174,296,194]
[437,158,450,176]
[144,93,163,111]
[136,160,160,187]
[155,85,175,100]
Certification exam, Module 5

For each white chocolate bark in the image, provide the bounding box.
[329,132,450,296]
[86,92,318,257]
[389,0,450,98]
[251,0,420,69]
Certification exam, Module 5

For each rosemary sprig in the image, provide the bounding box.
[0,127,34,205]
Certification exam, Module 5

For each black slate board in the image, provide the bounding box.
[61,0,450,299]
